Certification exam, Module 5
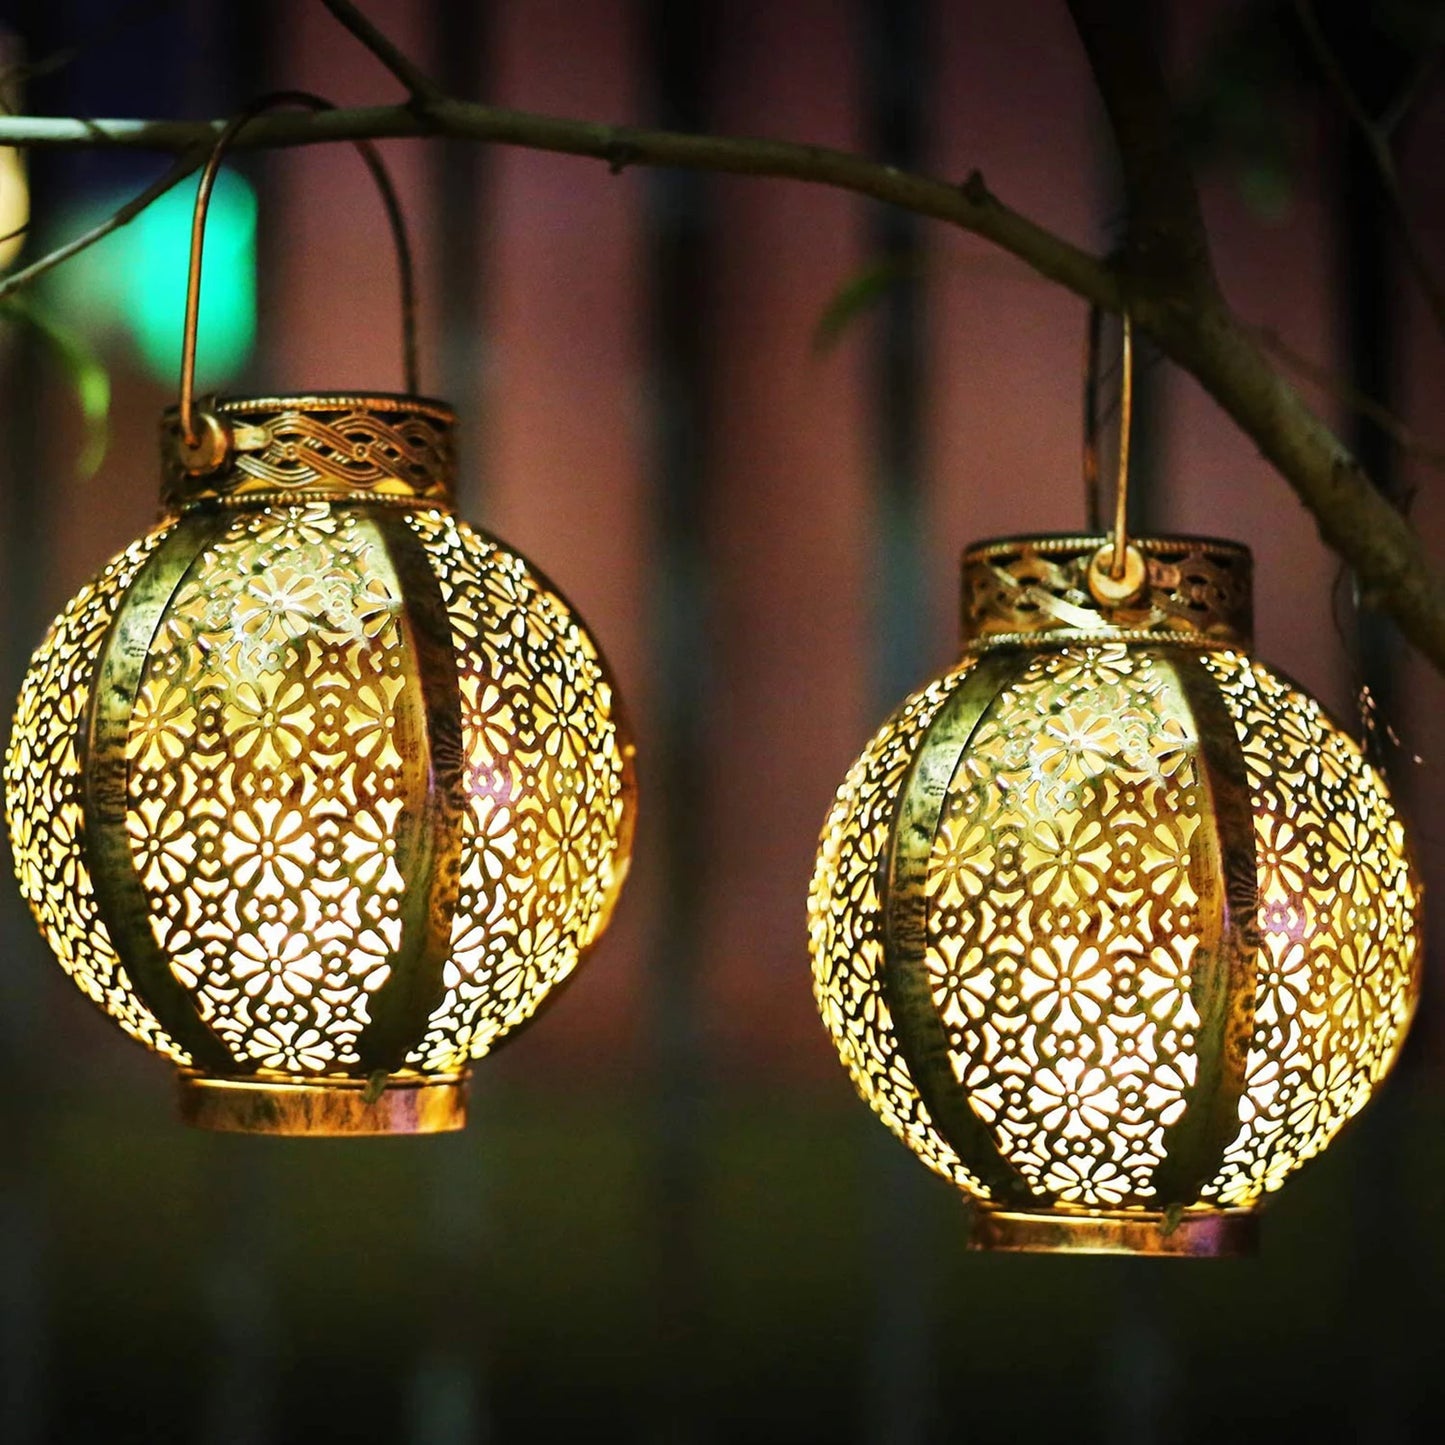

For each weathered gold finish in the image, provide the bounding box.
[961,534,1253,652]
[1087,538,1146,606]
[177,1072,467,1136]
[161,394,457,509]
[809,531,1421,1256]
[969,1206,1258,1258]
[4,97,637,1136]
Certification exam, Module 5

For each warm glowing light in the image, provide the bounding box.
[808,536,1420,1256]
[0,32,26,273]
[0,145,28,272]
[4,395,635,1135]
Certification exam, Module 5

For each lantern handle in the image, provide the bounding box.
[177,89,419,451]
[1084,305,1145,605]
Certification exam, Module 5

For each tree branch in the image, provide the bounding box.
[318,0,443,106]
[1065,0,1215,296]
[1251,324,1445,480]
[1140,298,1445,665]
[0,105,1119,308]
[1065,0,1445,669]
[0,85,1441,670]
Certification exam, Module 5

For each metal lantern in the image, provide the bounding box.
[808,532,1421,1254]
[3,97,635,1135]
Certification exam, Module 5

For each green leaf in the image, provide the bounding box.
[812,255,920,354]
[0,293,111,477]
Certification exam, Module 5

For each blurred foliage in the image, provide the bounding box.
[1183,0,1445,220]
[812,255,919,353]
[43,167,256,389]
[0,292,110,476]
[1180,2,1313,220]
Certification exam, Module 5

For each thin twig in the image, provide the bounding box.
[0,0,178,103]
[1381,37,1444,137]
[0,149,201,301]
[318,0,443,105]
[1294,0,1445,343]
[1066,0,1445,673]
[1251,324,1445,475]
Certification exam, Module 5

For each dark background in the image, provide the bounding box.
[2,1,1445,1440]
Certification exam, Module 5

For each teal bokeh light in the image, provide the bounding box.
[51,167,257,386]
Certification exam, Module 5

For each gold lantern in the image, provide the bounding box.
[3,97,635,1135]
[808,322,1420,1256]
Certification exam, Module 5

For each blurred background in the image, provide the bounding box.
[2,0,1445,1440]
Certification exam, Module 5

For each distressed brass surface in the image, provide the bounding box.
[968,1206,1258,1258]
[1086,539,1147,605]
[961,534,1253,651]
[161,394,457,511]
[177,1072,468,1136]
[809,532,1421,1255]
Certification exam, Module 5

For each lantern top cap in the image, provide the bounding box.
[960,532,1253,653]
[160,392,457,512]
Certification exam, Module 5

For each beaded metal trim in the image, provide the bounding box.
[960,534,1253,652]
[160,394,456,511]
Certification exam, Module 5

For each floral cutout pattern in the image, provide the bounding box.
[403,510,632,1073]
[925,646,1207,1207]
[125,504,418,1072]
[8,498,634,1085]
[807,636,1419,1218]
[807,662,990,1197]
[5,528,190,1063]
[1198,651,1418,1204]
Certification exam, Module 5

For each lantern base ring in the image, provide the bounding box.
[968,1205,1258,1258]
[177,1070,469,1136]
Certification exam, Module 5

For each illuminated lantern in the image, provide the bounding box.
[808,534,1420,1255]
[3,98,635,1135]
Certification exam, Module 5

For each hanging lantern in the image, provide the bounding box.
[3,96,635,1136]
[808,320,1420,1256]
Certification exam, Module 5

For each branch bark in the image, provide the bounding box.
[1066,0,1215,296]
[1066,0,1445,668]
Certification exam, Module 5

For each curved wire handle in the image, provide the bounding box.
[1082,304,1141,603]
[178,89,419,448]
[1110,311,1134,579]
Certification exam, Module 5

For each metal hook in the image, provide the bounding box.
[1084,306,1145,605]
[176,89,419,457]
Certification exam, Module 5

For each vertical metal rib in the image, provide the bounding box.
[1148,647,1259,1202]
[881,648,1035,1206]
[353,509,465,1074]
[82,512,237,1076]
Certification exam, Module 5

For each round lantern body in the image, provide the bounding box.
[808,535,1421,1255]
[5,394,635,1134]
